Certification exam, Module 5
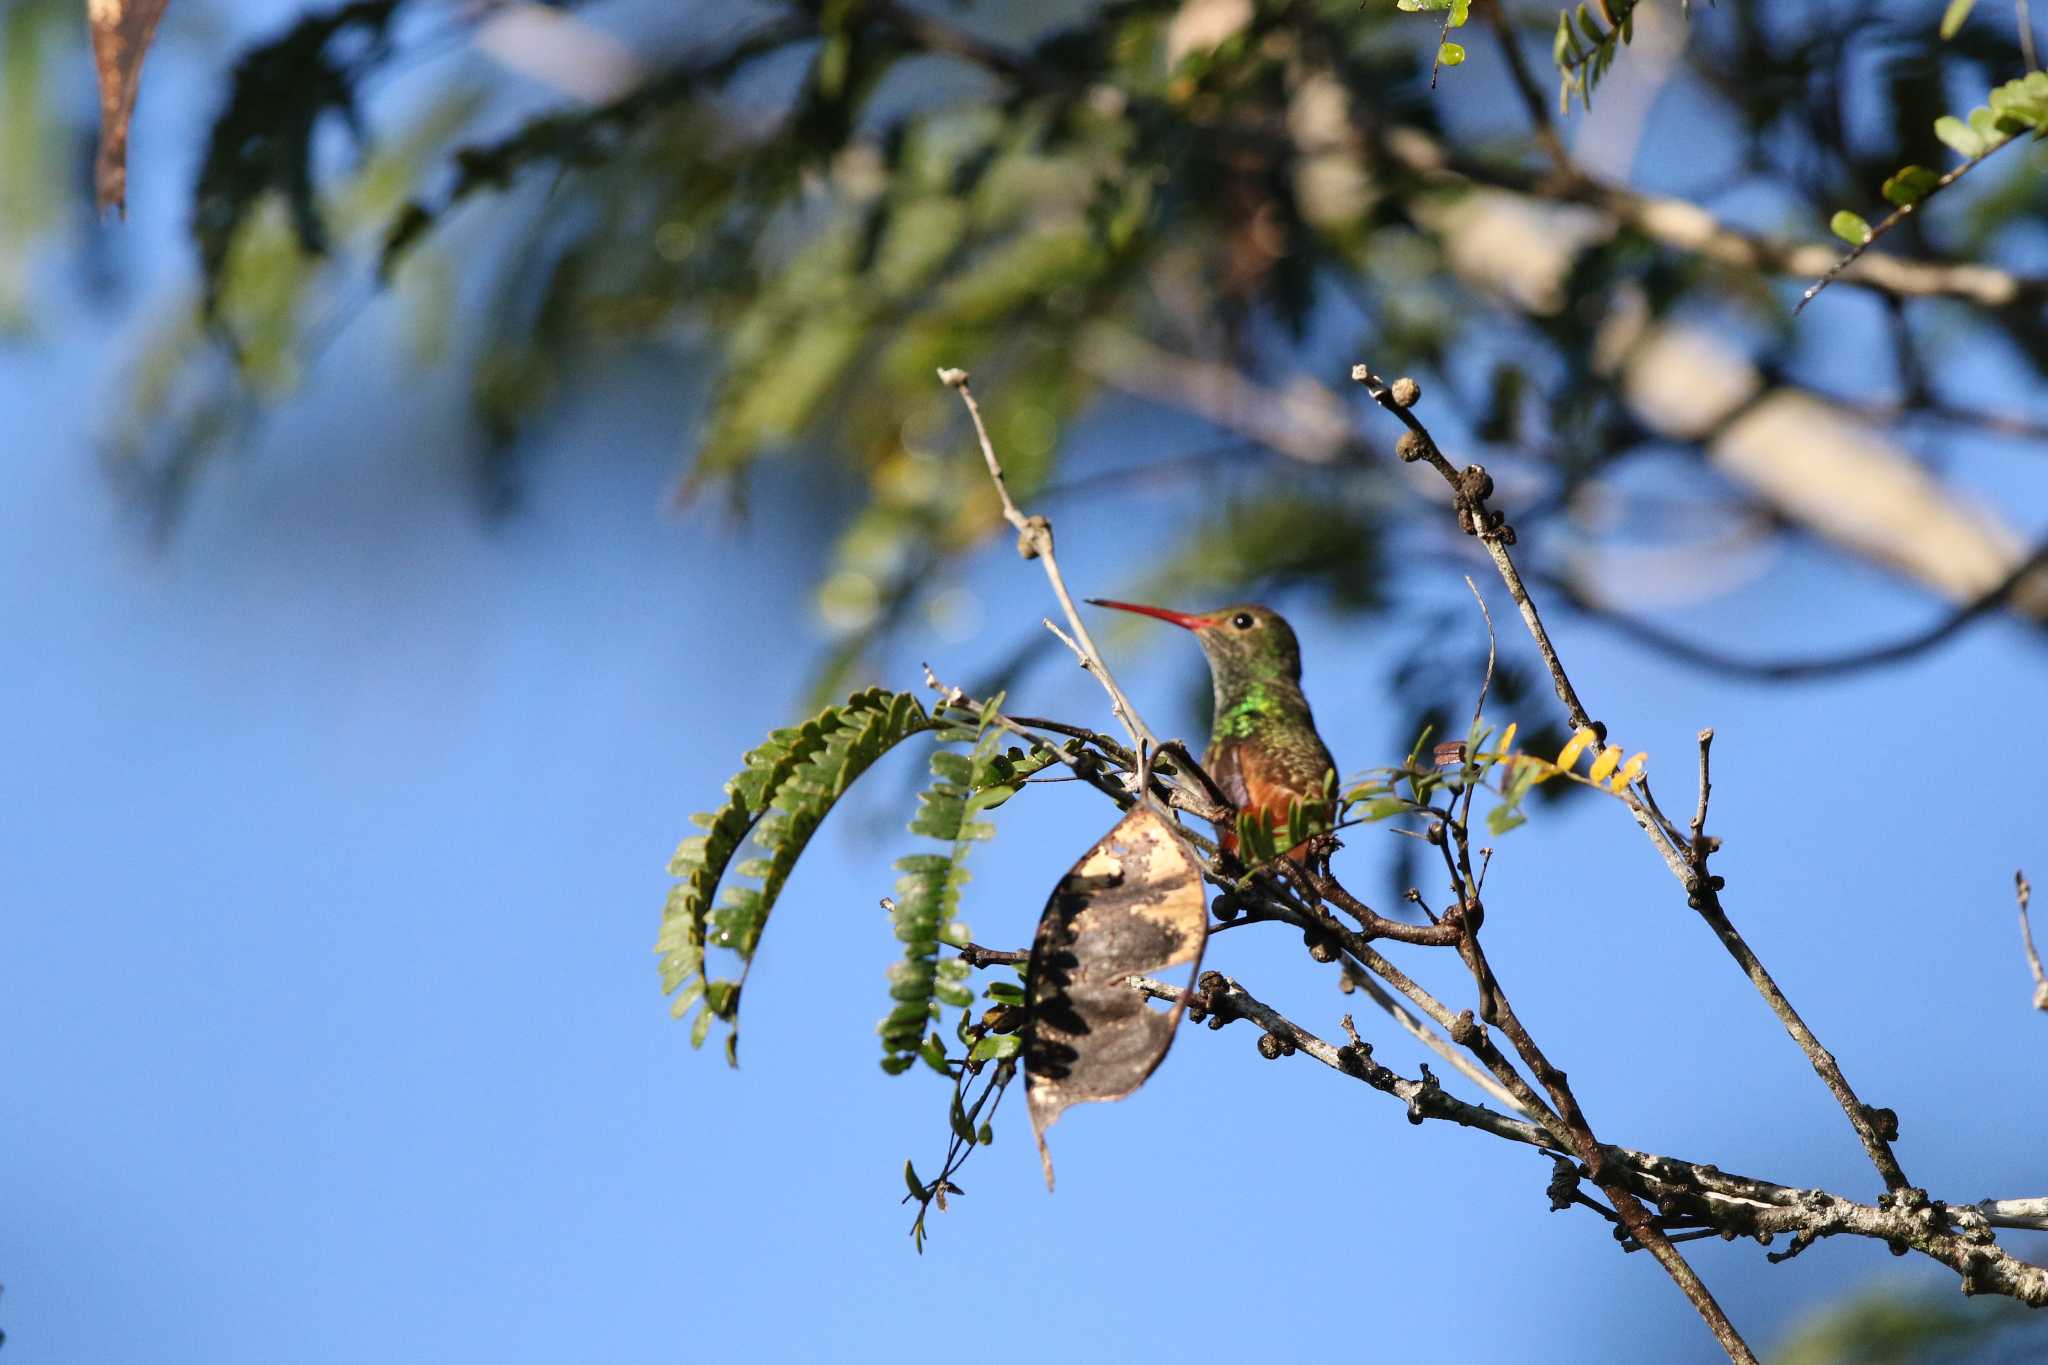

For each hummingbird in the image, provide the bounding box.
[1086,600,1337,862]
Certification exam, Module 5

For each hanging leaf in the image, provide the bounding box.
[88,0,172,213]
[1023,803,1207,1189]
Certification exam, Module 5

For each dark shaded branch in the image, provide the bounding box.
[1537,541,2048,684]
[1479,0,1569,169]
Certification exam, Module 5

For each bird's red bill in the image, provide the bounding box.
[1085,598,1212,631]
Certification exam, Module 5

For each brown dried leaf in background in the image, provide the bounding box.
[89,0,171,214]
[1023,802,1207,1189]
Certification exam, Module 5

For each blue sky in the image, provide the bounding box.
[4,5,2047,1363]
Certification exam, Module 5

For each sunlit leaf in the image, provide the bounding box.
[1933,114,1987,158]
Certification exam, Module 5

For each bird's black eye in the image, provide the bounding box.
[1231,612,1255,630]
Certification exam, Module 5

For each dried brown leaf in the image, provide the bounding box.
[89,0,172,214]
[1023,803,1207,1189]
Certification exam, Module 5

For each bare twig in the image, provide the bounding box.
[1690,728,1714,866]
[938,368,1162,756]
[957,942,1030,969]
[2017,871,2048,1012]
[1350,362,1914,1201]
[1351,364,1596,738]
[1339,962,1532,1116]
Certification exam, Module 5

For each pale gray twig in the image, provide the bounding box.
[2017,871,2047,1012]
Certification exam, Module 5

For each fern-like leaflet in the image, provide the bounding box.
[880,703,1016,1074]
[657,688,939,1063]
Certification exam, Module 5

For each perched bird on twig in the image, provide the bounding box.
[1087,600,1336,862]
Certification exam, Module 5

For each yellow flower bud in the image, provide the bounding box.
[1609,752,1647,792]
[1556,727,1598,770]
[1589,744,1623,784]
[1495,722,1518,758]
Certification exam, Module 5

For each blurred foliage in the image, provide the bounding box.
[2,0,2041,714]
[1773,1281,2048,1364]
[0,0,73,332]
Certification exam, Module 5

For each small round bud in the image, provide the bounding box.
[1257,1032,1285,1060]
[1426,821,1446,846]
[1395,430,1429,462]
[1390,376,1421,408]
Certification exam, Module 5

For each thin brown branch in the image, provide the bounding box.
[1312,870,1463,947]
[1349,362,1915,1201]
[1797,135,2022,313]
[2017,870,2048,1012]
[957,942,1030,969]
[1479,0,1570,168]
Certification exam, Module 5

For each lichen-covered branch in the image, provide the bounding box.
[1125,973,2048,1308]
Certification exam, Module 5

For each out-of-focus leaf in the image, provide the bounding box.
[1023,803,1206,1189]
[1775,1282,2040,1365]
[88,0,171,213]
[1933,114,1987,158]
[1880,166,1940,207]
[192,0,402,314]
[1828,211,1872,246]
[1938,0,1976,41]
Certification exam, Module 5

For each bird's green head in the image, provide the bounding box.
[1086,599,1304,691]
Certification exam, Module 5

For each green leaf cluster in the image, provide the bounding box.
[1396,0,1472,74]
[1826,70,2048,257]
